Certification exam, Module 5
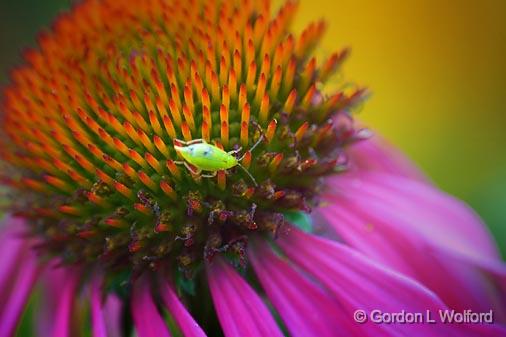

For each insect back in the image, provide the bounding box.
[175,142,238,172]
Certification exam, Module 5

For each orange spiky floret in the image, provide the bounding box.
[0,0,366,275]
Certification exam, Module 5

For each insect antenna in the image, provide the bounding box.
[238,134,264,161]
[237,163,258,186]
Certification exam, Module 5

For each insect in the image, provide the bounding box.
[173,135,264,186]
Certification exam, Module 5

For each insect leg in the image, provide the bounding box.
[237,163,258,186]
[174,138,206,146]
[177,161,201,175]
[227,147,243,156]
[201,171,218,178]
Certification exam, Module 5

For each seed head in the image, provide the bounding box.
[0,0,366,277]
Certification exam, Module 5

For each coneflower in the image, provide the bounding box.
[0,0,504,336]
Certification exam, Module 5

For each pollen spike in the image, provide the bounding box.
[246,61,257,90]
[202,105,212,140]
[283,89,297,115]
[149,111,163,136]
[241,151,252,169]
[222,85,230,111]
[233,50,242,80]
[122,163,138,181]
[255,73,267,108]
[260,53,271,76]
[228,70,237,101]
[238,84,247,111]
[181,122,193,141]
[210,71,220,102]
[137,129,156,153]
[259,94,270,125]
[166,160,181,179]
[184,84,194,113]
[67,169,91,187]
[133,111,150,132]
[217,170,226,190]
[113,137,130,156]
[129,149,149,170]
[168,97,182,126]
[134,203,152,215]
[295,121,310,142]
[59,205,81,216]
[202,121,210,143]
[86,192,110,208]
[182,105,196,132]
[73,154,96,174]
[124,122,141,146]
[266,119,277,143]
[160,180,177,201]
[22,178,49,193]
[302,84,317,109]
[44,174,73,192]
[145,152,163,174]
[153,135,170,158]
[138,171,158,191]
[221,120,229,148]
[268,153,284,174]
[319,50,348,82]
[201,89,211,111]
[162,115,177,139]
[114,181,134,200]
[105,218,128,228]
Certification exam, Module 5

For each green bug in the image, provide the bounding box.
[173,135,264,186]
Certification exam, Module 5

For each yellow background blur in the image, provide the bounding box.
[278,0,506,251]
[1,0,505,253]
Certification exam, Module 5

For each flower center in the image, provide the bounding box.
[0,0,365,279]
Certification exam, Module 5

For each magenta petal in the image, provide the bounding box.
[90,279,123,337]
[278,227,473,337]
[249,239,357,337]
[52,271,79,337]
[321,173,506,318]
[0,216,30,302]
[37,262,68,336]
[345,135,427,182]
[207,257,284,337]
[91,277,107,337]
[160,280,206,337]
[327,173,499,260]
[0,252,40,336]
[132,276,171,337]
[103,294,123,337]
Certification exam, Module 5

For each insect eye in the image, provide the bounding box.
[203,150,209,156]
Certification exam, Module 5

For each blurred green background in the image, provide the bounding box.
[1,0,505,256]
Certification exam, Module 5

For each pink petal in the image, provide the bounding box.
[320,203,506,320]
[91,277,107,337]
[52,270,79,337]
[320,173,506,318]
[278,227,478,337]
[132,276,171,337]
[0,217,28,307]
[37,263,66,336]
[327,172,499,260]
[103,294,123,337]
[207,257,284,337]
[0,251,40,336]
[160,280,206,337]
[249,239,358,337]
[346,135,427,182]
